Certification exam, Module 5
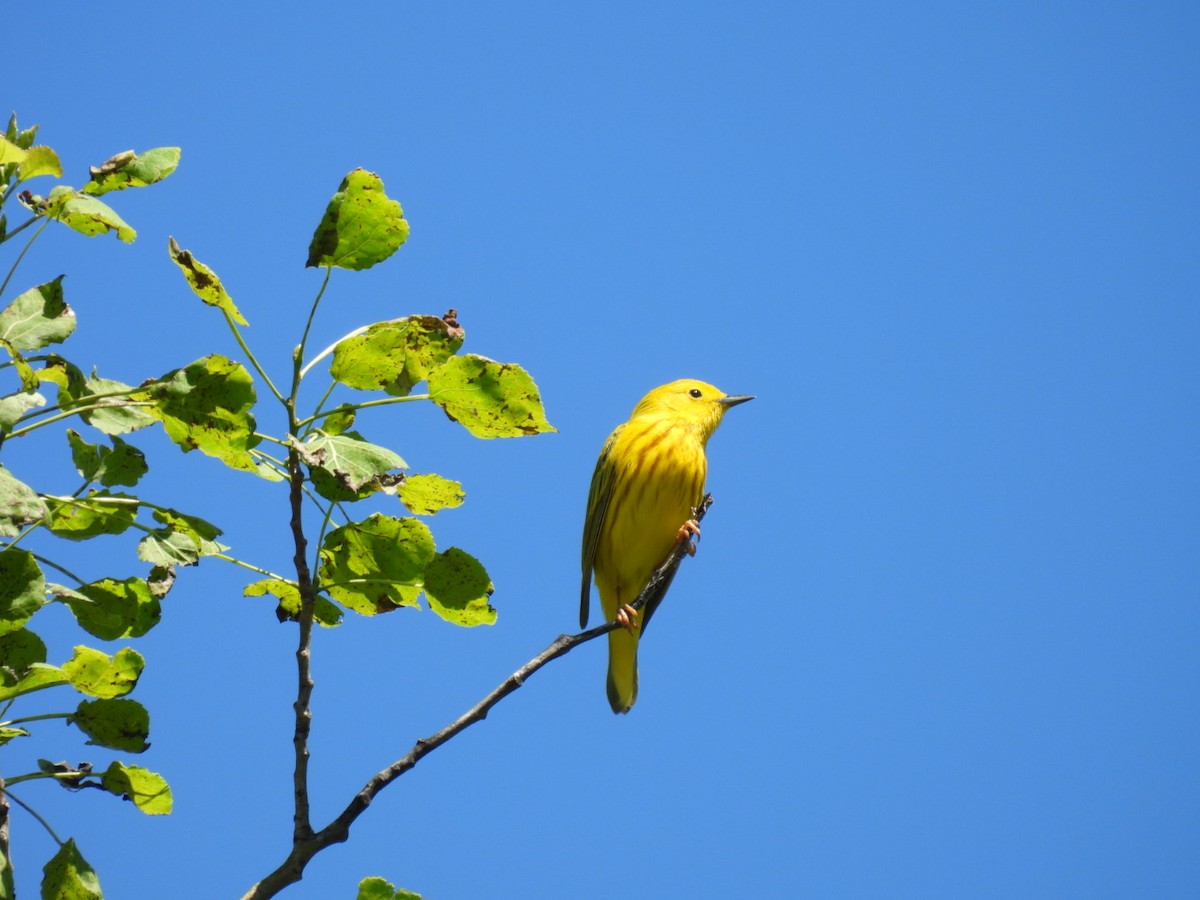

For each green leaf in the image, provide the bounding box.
[357,876,423,900]
[306,168,409,270]
[136,507,226,567]
[66,430,148,487]
[0,627,46,684]
[0,390,46,429]
[69,698,150,752]
[57,372,157,436]
[330,315,464,396]
[99,761,172,814]
[42,184,136,242]
[0,725,29,746]
[0,466,48,536]
[82,147,180,195]
[44,490,138,540]
[244,578,343,627]
[0,663,67,701]
[135,355,263,475]
[41,839,103,900]
[0,277,75,351]
[167,237,248,325]
[61,645,143,699]
[423,548,496,627]
[321,403,356,435]
[60,577,160,640]
[18,145,62,181]
[0,136,26,166]
[297,431,407,501]
[397,473,464,516]
[319,514,434,616]
[5,115,38,150]
[427,355,556,438]
[0,548,45,635]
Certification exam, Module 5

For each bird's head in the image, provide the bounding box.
[630,379,754,439]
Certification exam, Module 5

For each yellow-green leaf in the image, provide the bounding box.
[61,645,143,699]
[330,315,464,396]
[167,237,248,325]
[427,355,556,438]
[41,839,103,900]
[100,761,172,814]
[83,147,179,195]
[306,169,409,270]
[397,474,464,516]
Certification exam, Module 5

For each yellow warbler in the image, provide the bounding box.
[580,379,753,713]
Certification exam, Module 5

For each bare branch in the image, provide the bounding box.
[241,496,714,899]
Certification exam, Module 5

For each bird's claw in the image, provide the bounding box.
[616,604,638,632]
[676,518,701,556]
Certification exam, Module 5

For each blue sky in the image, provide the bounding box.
[6,2,1199,897]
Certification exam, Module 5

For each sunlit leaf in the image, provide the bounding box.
[66,430,148,487]
[0,136,26,166]
[0,663,66,701]
[357,876,423,900]
[0,467,47,536]
[42,839,102,900]
[330,315,464,396]
[83,147,180,195]
[244,578,343,627]
[99,761,172,814]
[60,576,161,640]
[44,490,138,540]
[0,725,29,746]
[17,145,61,180]
[0,277,75,350]
[298,431,407,501]
[306,168,409,270]
[61,645,143,699]
[427,355,556,438]
[0,548,45,635]
[321,403,356,435]
[135,355,262,474]
[57,371,157,435]
[41,185,136,242]
[0,390,45,429]
[70,698,150,752]
[167,237,248,325]
[397,473,464,516]
[319,514,434,615]
[423,548,496,626]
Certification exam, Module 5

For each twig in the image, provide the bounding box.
[240,495,715,900]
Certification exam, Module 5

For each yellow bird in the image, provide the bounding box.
[580,379,753,713]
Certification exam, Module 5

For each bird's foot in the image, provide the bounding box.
[676,518,701,556]
[616,604,639,632]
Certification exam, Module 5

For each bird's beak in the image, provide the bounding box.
[718,394,755,408]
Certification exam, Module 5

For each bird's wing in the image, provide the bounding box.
[580,426,621,628]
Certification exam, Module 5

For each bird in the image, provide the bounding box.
[580,379,753,713]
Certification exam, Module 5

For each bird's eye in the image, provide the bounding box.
[688,388,702,398]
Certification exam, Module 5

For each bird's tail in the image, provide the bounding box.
[606,627,639,714]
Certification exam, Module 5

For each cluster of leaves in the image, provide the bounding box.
[0,116,194,897]
[2,111,554,899]
[165,166,555,636]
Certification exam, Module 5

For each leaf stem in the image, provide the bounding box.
[223,310,286,406]
[0,215,52,300]
[294,394,428,431]
[0,786,64,846]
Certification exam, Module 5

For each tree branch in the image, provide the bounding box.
[240,495,715,900]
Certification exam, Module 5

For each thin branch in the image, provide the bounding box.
[241,495,714,900]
